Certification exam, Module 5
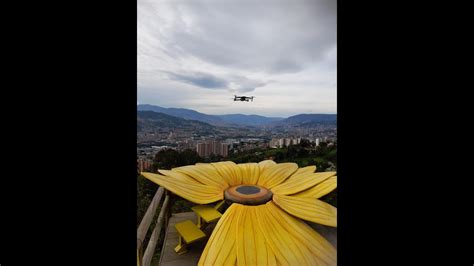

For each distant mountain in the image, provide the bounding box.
[137,104,224,124]
[284,114,337,123]
[137,104,283,126]
[137,111,215,132]
[217,114,284,126]
[137,104,335,127]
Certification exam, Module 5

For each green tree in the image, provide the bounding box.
[300,138,311,148]
[153,148,202,170]
[137,174,158,226]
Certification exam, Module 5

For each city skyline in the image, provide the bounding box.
[138,0,336,117]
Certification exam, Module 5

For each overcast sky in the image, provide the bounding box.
[138,0,336,118]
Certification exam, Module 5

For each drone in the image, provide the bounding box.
[233,95,255,102]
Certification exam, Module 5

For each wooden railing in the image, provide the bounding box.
[137,187,172,266]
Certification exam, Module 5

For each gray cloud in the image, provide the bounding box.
[145,0,336,74]
[138,0,336,116]
[163,71,229,89]
[162,70,267,93]
[229,75,267,93]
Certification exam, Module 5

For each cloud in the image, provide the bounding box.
[161,70,267,93]
[139,0,336,74]
[138,0,336,116]
[163,71,229,89]
[229,75,267,93]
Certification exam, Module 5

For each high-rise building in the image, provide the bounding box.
[137,159,153,172]
[212,140,219,155]
[206,142,212,157]
[219,143,229,157]
[269,138,280,148]
[196,143,208,158]
[196,141,229,158]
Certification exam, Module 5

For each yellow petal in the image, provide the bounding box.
[198,204,242,266]
[141,171,223,204]
[295,176,337,198]
[266,202,337,265]
[266,244,277,266]
[271,172,336,195]
[257,163,298,189]
[235,206,276,266]
[237,163,260,185]
[273,194,337,227]
[200,202,335,266]
[210,161,242,186]
[258,159,276,172]
[172,164,229,190]
[235,206,256,265]
[291,165,317,176]
[254,204,320,265]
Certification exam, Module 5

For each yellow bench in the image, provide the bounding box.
[174,220,206,254]
[174,201,226,255]
[191,205,222,229]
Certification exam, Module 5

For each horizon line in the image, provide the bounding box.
[137,103,337,118]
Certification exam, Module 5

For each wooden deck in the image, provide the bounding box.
[159,212,217,266]
[158,212,337,266]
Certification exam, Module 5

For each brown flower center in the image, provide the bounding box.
[224,185,273,205]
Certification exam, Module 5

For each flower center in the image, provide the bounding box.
[224,185,273,205]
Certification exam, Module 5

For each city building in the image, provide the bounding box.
[219,143,229,157]
[196,140,230,158]
[137,159,153,172]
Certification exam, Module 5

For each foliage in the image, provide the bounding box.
[171,199,194,213]
[228,141,337,171]
[138,148,207,219]
[152,148,202,171]
[137,174,158,226]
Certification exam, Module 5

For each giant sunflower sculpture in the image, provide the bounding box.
[142,160,337,265]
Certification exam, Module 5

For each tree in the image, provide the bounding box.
[206,153,223,163]
[137,174,158,226]
[310,157,330,172]
[300,138,311,148]
[153,148,202,170]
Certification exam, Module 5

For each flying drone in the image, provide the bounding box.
[233,95,255,102]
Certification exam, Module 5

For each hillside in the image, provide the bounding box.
[217,114,283,126]
[138,104,283,126]
[284,114,337,123]
[137,111,215,132]
[137,104,224,124]
[138,104,335,127]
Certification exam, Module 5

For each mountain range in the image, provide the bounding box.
[137,111,213,130]
[137,104,336,127]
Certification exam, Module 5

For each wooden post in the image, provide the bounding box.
[142,194,171,266]
[137,187,165,255]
